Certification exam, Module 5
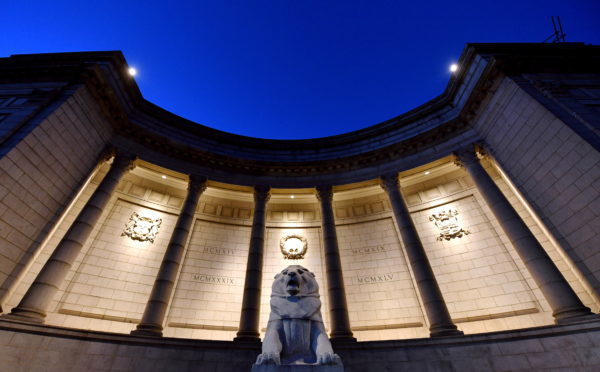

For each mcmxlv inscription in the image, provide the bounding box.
[357,273,395,284]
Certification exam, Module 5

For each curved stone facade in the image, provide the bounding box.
[0,43,599,370]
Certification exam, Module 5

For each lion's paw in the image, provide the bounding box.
[316,352,342,365]
[255,352,281,366]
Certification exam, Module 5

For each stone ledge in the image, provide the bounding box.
[1,317,599,350]
[1,318,600,371]
[332,319,600,350]
[252,364,344,372]
[0,318,260,350]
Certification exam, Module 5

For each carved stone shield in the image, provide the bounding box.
[429,209,470,241]
[122,212,162,243]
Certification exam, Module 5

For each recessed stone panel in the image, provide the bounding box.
[412,195,539,322]
[352,205,366,216]
[148,190,165,203]
[303,211,315,221]
[220,206,233,217]
[423,187,442,200]
[286,212,299,221]
[271,211,284,221]
[370,201,385,213]
[59,200,177,322]
[166,220,250,339]
[238,208,251,219]
[444,180,462,194]
[129,185,146,198]
[405,193,421,206]
[203,203,217,215]
[336,208,348,218]
[337,218,425,339]
[167,196,183,208]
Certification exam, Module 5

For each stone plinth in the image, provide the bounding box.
[251,364,344,372]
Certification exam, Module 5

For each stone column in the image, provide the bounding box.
[381,174,463,337]
[455,148,595,324]
[4,151,135,323]
[315,185,355,341]
[235,186,271,341]
[131,175,207,336]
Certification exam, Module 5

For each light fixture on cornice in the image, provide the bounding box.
[161,175,167,179]
[128,67,137,76]
[424,171,431,175]
[449,63,458,73]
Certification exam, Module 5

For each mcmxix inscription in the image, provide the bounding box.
[357,273,395,284]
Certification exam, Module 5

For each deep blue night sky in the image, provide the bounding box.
[1,1,599,139]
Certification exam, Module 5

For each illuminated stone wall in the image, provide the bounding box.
[338,218,426,340]
[4,159,597,341]
[0,86,112,305]
[474,76,600,297]
[165,220,251,340]
[58,200,176,331]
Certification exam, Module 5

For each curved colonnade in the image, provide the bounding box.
[0,43,599,371]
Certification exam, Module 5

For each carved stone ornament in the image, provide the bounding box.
[280,234,308,260]
[429,209,470,241]
[122,212,162,243]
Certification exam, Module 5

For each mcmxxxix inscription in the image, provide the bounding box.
[193,274,235,285]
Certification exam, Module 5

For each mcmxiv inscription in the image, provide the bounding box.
[202,246,235,255]
[352,245,386,255]
[193,274,235,285]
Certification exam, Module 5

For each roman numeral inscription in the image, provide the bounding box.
[202,247,236,255]
[356,273,396,284]
[193,274,235,285]
[351,245,386,255]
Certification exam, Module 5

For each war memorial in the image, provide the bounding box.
[0,43,599,370]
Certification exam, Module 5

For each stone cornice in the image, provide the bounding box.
[2,43,597,186]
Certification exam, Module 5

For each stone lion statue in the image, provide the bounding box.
[253,265,343,368]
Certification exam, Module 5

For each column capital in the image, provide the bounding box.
[98,146,117,163]
[188,174,208,193]
[315,185,333,204]
[111,150,137,171]
[453,148,480,169]
[379,173,400,193]
[254,186,271,204]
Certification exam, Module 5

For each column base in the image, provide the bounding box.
[1,306,46,324]
[130,323,163,337]
[555,312,600,325]
[252,363,344,372]
[234,329,262,342]
[553,305,597,325]
[329,329,356,343]
[330,336,357,343]
[430,324,464,337]
[234,335,262,343]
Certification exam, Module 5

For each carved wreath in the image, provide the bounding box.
[122,212,162,243]
[279,234,308,260]
[429,209,470,241]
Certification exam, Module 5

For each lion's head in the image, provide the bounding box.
[271,265,319,297]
